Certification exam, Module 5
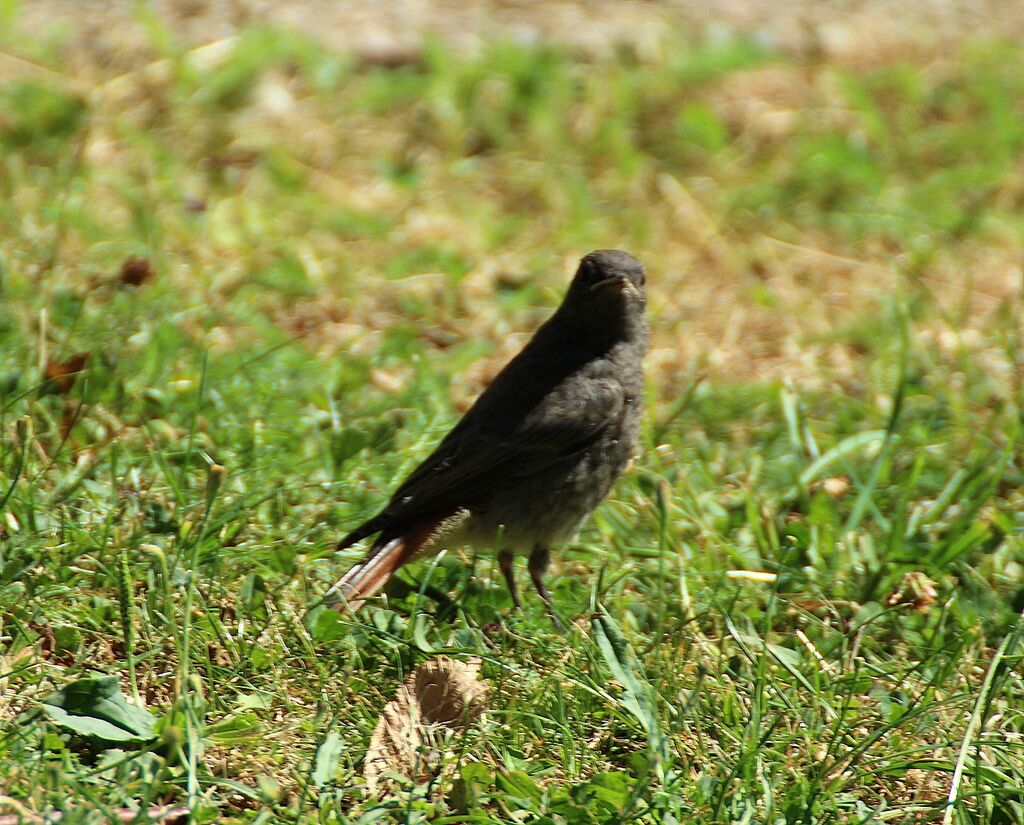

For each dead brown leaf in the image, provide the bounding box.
[119,256,153,286]
[364,656,488,797]
[44,353,90,394]
[885,571,938,611]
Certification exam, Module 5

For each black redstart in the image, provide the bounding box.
[327,249,648,626]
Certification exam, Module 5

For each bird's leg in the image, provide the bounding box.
[498,548,522,610]
[528,545,564,630]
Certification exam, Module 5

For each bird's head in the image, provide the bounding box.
[559,249,647,338]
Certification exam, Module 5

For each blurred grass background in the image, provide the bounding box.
[2,2,1024,822]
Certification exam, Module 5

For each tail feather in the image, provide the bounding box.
[327,521,439,612]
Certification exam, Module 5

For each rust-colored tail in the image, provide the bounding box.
[326,522,438,612]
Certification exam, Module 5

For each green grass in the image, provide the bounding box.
[2,14,1024,824]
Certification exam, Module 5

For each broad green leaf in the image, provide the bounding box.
[591,606,666,762]
[496,770,543,803]
[312,729,343,788]
[573,770,630,812]
[42,675,157,743]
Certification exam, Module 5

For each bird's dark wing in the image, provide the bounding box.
[338,376,624,548]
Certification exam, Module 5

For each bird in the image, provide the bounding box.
[326,249,649,627]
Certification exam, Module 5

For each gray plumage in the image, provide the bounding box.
[328,249,649,626]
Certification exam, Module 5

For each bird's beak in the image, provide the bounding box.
[590,274,641,298]
[620,278,641,299]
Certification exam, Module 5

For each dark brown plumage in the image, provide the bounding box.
[327,249,649,626]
